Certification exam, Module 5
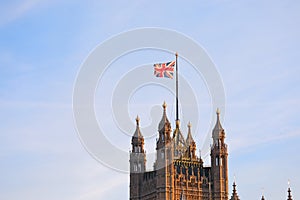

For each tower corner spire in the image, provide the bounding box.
[132,116,143,140]
[186,121,194,145]
[287,179,293,200]
[158,101,170,131]
[230,180,240,200]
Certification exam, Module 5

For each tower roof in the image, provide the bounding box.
[212,108,225,140]
[133,115,143,139]
[213,108,223,132]
[158,101,170,131]
[230,181,240,200]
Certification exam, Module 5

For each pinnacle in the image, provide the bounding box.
[186,122,195,146]
[158,101,170,131]
[136,115,140,125]
[213,108,223,132]
[162,101,167,109]
[133,116,143,138]
[216,107,220,115]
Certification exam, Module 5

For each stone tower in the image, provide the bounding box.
[129,102,229,200]
[129,116,146,200]
[154,102,174,199]
[210,109,229,200]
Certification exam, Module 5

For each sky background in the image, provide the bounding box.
[1,0,300,199]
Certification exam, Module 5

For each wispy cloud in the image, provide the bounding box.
[0,0,52,27]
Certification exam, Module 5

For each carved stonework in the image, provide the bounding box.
[129,104,229,200]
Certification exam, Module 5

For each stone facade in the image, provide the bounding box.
[130,102,229,200]
[129,102,295,200]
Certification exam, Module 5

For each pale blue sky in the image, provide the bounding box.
[1,1,300,200]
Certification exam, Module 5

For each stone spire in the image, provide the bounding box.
[212,108,225,146]
[230,181,240,200]
[131,115,144,153]
[133,115,142,138]
[156,102,172,150]
[158,101,170,131]
[185,122,196,159]
[213,108,223,132]
[186,122,194,146]
[287,180,293,200]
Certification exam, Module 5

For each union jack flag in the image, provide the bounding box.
[153,61,175,78]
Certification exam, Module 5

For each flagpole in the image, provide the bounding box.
[175,52,179,123]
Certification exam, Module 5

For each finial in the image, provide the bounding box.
[287,179,293,199]
[233,174,236,183]
[216,108,220,115]
[162,101,167,109]
[136,115,140,125]
[175,52,178,57]
[188,121,192,128]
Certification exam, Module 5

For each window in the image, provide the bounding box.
[161,150,164,159]
[133,164,137,172]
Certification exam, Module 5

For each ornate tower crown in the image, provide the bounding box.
[131,115,144,153]
[158,101,170,131]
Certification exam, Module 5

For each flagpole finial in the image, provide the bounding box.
[175,52,178,57]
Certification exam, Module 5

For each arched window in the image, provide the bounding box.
[133,164,137,172]
[216,156,219,166]
[161,150,164,159]
[138,163,142,172]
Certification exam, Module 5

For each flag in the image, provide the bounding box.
[153,61,175,78]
